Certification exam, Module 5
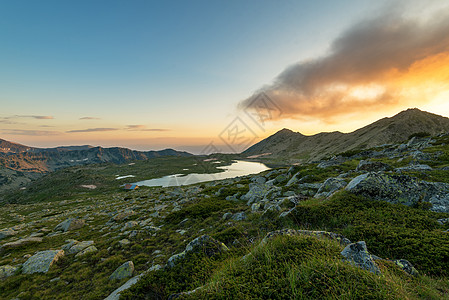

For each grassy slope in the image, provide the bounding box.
[2,137,449,299]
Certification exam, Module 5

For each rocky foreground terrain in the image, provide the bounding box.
[1,133,449,299]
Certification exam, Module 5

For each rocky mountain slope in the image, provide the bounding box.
[0,141,192,193]
[244,108,449,163]
[1,132,449,298]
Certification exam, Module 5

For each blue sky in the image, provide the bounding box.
[1,0,448,153]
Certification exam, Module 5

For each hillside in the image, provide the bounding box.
[1,132,449,298]
[244,108,449,162]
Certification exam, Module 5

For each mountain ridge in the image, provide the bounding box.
[243,108,449,162]
[0,141,192,193]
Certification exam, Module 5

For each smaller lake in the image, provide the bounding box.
[134,160,270,187]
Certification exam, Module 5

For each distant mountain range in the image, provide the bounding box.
[243,108,449,162]
[0,141,192,192]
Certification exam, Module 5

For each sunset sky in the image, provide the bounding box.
[1,0,449,153]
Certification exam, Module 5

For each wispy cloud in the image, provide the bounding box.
[16,115,55,120]
[1,129,60,136]
[239,7,449,121]
[126,125,170,132]
[79,117,101,120]
[67,128,119,133]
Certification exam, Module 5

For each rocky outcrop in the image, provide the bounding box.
[22,250,64,274]
[345,172,449,212]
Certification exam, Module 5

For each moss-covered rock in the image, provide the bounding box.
[22,250,64,274]
[109,261,134,280]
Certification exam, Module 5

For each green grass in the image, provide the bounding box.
[290,191,449,277]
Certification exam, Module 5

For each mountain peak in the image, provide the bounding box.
[244,108,449,162]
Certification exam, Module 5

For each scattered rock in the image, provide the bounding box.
[22,250,64,274]
[54,218,85,232]
[109,261,134,280]
[341,241,380,275]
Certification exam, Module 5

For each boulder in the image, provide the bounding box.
[67,241,94,255]
[75,245,98,257]
[0,265,18,279]
[22,250,64,274]
[54,218,85,232]
[314,177,346,198]
[346,172,449,212]
[109,261,134,280]
[166,235,228,268]
[341,241,380,275]
[105,273,145,300]
[242,183,271,204]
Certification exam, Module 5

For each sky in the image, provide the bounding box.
[1,0,449,154]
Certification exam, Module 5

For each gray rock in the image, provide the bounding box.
[54,218,85,232]
[317,157,345,169]
[121,221,138,231]
[314,177,346,198]
[356,160,392,172]
[262,229,351,246]
[232,212,247,221]
[22,250,64,274]
[119,239,131,246]
[341,241,380,274]
[222,213,232,220]
[67,241,94,255]
[0,228,17,240]
[396,164,433,171]
[109,261,134,280]
[437,218,449,225]
[0,265,18,279]
[105,273,145,300]
[243,183,271,204]
[1,237,43,250]
[251,202,262,212]
[62,239,78,251]
[346,172,449,212]
[75,245,98,257]
[166,235,228,268]
[394,259,419,276]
